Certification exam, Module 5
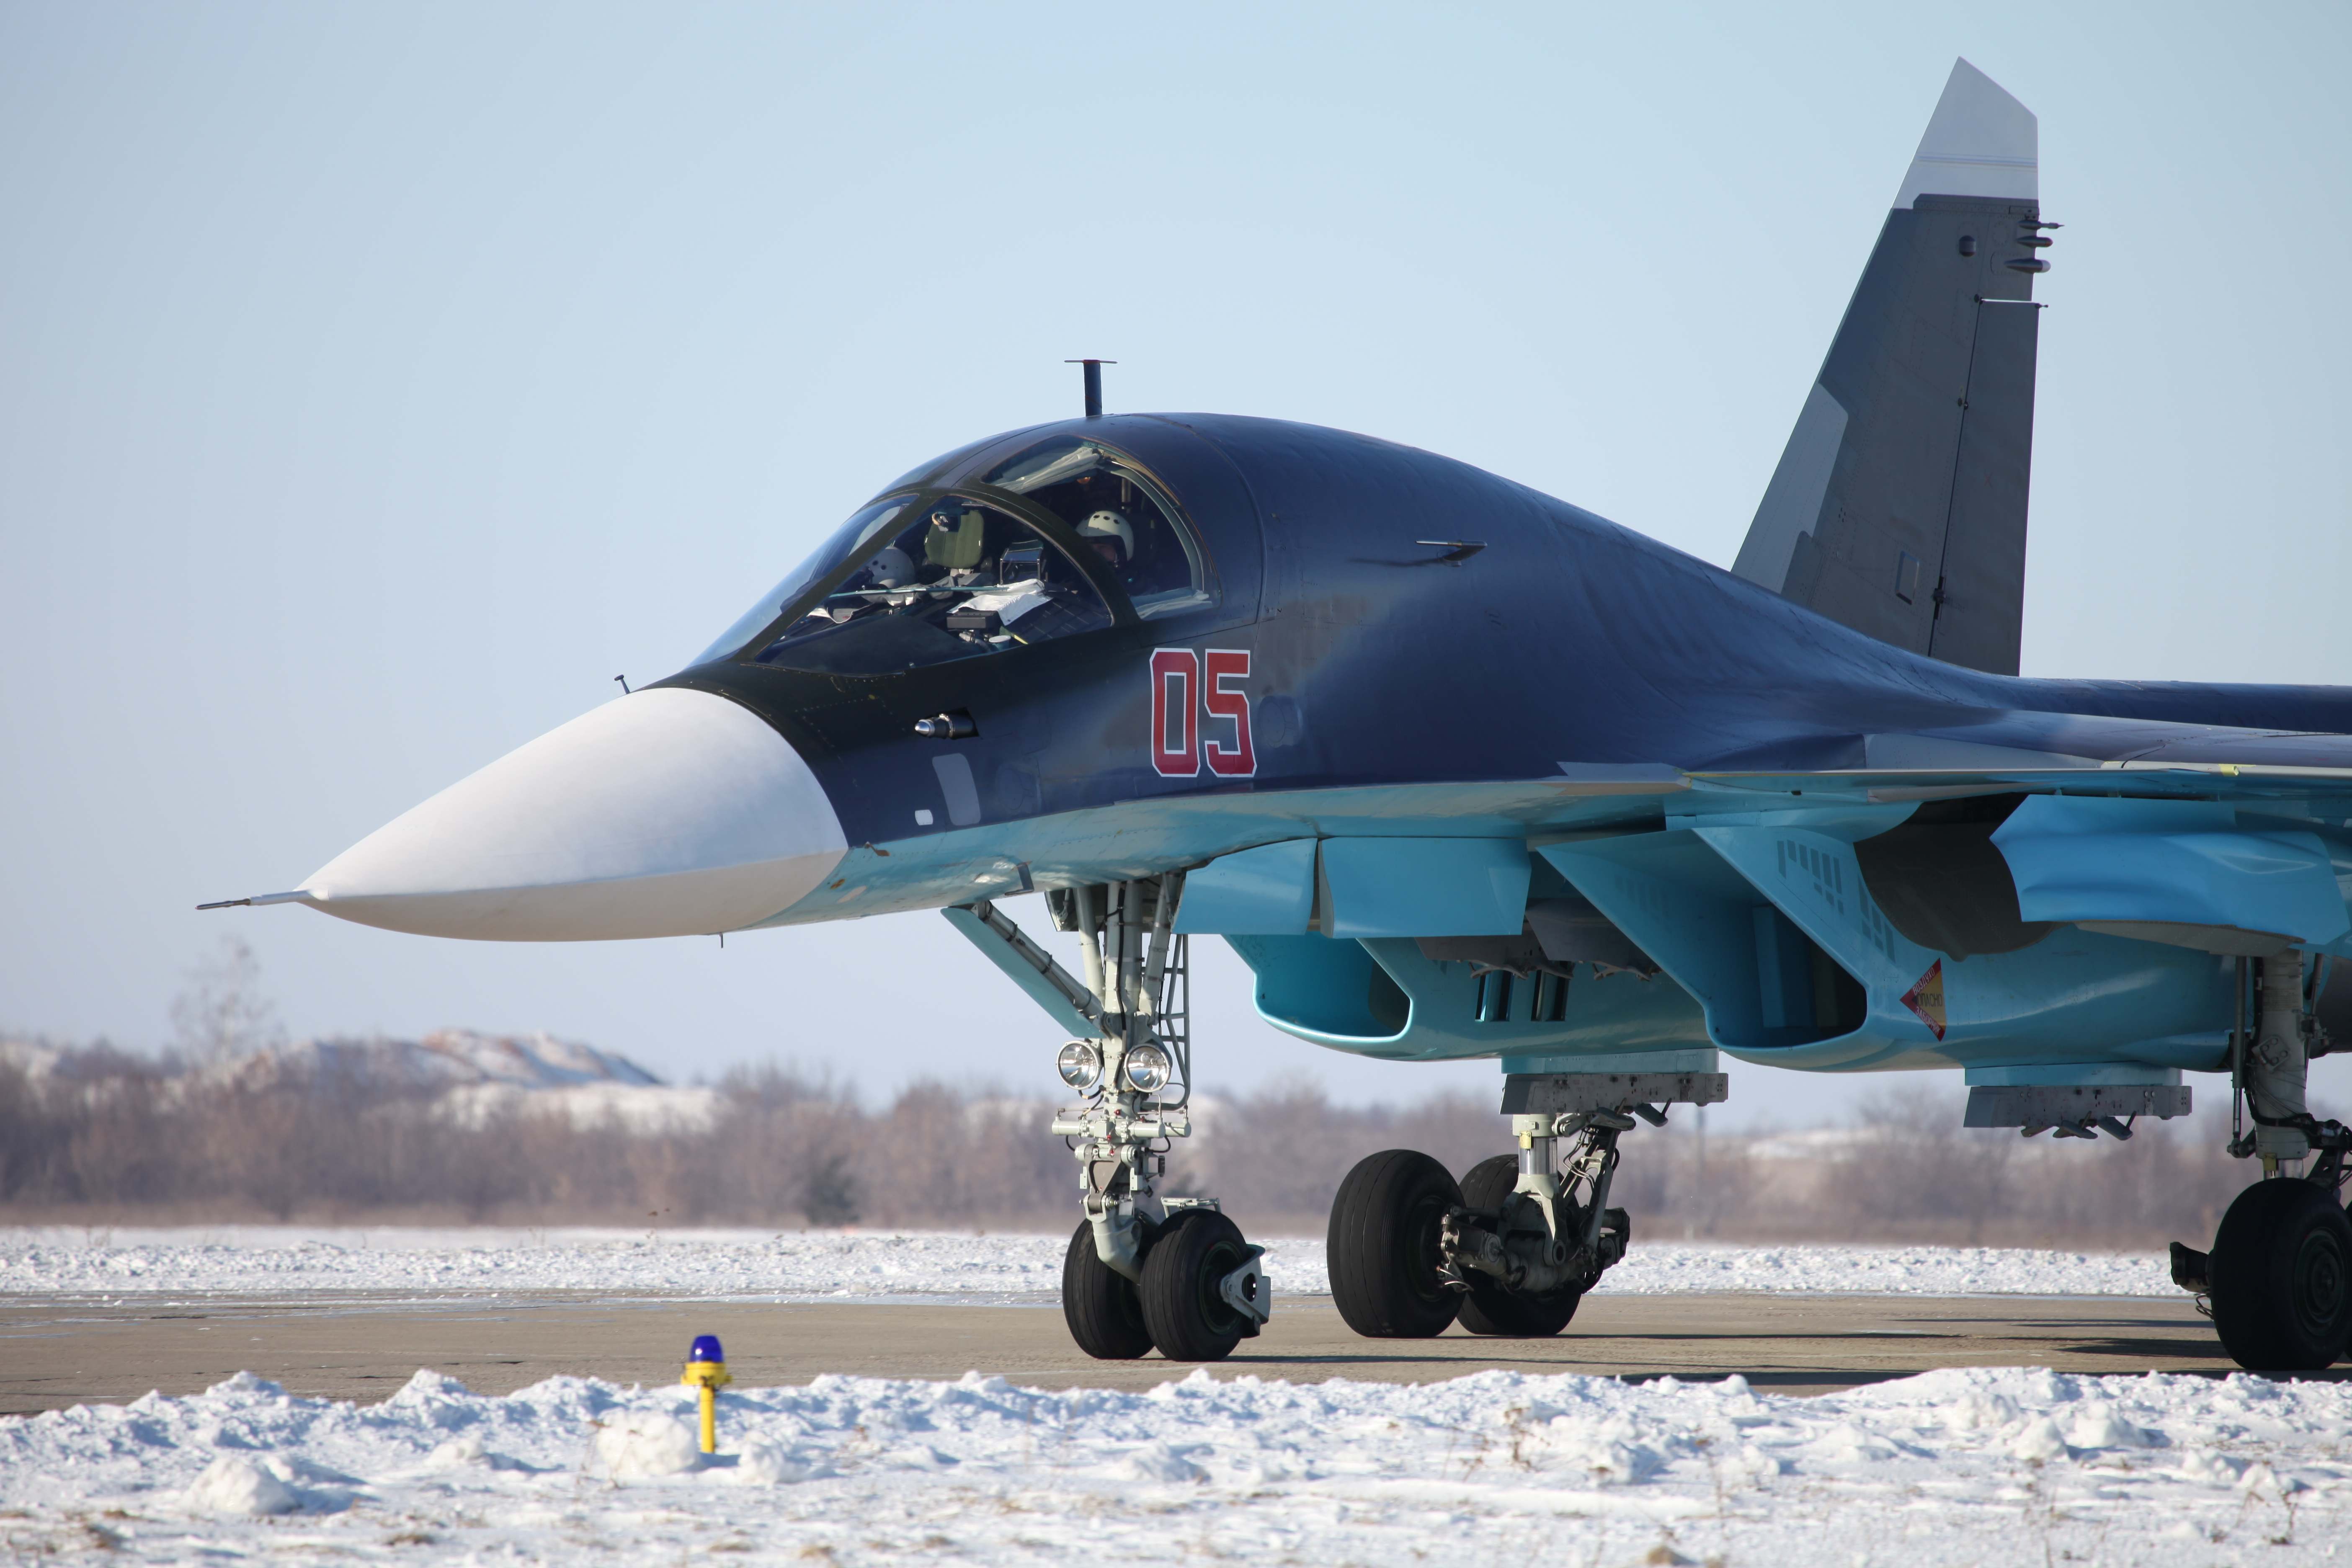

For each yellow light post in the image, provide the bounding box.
[681,1333,731,1454]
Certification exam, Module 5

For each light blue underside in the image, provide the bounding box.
[1545,825,2237,1075]
[1225,932,1710,1063]
[1172,839,1315,934]
[748,771,2349,1078]
[1992,795,2350,948]
[1319,838,1532,938]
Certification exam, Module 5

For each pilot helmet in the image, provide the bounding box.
[862,544,915,587]
[1078,509,1135,563]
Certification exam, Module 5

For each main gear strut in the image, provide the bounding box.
[1439,1109,1632,1300]
[2171,950,2352,1372]
[1328,1069,1725,1340]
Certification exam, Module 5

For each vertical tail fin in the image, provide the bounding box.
[1732,59,2048,677]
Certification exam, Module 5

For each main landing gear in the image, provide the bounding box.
[1328,1071,1724,1339]
[1030,874,1269,1362]
[2170,950,2352,1372]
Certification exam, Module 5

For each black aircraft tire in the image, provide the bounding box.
[1454,1154,1582,1337]
[2209,1178,2352,1372]
[1139,1208,1253,1362]
[1328,1149,1464,1338]
[1061,1220,1155,1360]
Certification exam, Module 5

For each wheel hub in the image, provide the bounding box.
[2292,1225,2349,1335]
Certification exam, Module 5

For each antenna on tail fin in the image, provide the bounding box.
[1732,59,2048,677]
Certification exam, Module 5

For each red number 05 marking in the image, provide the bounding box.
[1149,648,1254,779]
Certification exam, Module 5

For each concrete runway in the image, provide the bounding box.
[2,1288,2282,1416]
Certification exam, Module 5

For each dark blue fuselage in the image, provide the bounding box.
[645,412,2352,1078]
[662,411,2352,858]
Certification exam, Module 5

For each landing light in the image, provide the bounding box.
[1056,1040,1102,1091]
[1123,1042,1172,1094]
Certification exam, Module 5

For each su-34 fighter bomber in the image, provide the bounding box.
[210,61,2352,1372]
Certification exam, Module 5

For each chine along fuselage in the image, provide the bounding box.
[216,60,2352,1374]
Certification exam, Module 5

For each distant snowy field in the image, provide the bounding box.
[1,1224,2180,1300]
[4,1364,2345,1565]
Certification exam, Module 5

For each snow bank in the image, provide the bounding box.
[3,1364,2344,1564]
[222,1029,665,1093]
[7,1030,720,1132]
[1,1225,2179,1300]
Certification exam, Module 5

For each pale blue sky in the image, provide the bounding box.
[3,3,2347,1126]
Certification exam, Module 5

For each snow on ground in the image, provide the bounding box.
[3,1363,2346,1565]
[2,1225,2179,1301]
[3,1228,2322,1563]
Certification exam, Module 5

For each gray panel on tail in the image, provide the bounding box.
[1731,60,2047,678]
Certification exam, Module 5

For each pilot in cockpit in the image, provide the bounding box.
[812,543,917,627]
[864,544,917,589]
[1078,509,1135,576]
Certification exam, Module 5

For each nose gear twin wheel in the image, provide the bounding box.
[1328,1150,1465,1338]
[2208,1179,2352,1372]
[1140,1208,1258,1362]
[1454,1153,1582,1337]
[1065,1211,1263,1362]
[1062,1220,1155,1360]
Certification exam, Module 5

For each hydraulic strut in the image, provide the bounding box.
[1440,1109,1634,1299]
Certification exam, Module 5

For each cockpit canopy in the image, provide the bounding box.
[692,435,1217,674]
[980,437,1211,618]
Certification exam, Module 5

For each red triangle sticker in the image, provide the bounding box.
[1901,960,1946,1041]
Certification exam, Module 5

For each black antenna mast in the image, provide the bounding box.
[1063,358,1115,418]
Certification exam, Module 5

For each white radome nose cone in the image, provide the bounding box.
[299,688,846,940]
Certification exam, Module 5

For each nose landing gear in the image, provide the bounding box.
[975,874,1269,1362]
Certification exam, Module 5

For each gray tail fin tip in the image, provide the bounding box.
[1732,59,2046,678]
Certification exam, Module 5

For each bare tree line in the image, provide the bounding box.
[0,1040,2258,1248]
